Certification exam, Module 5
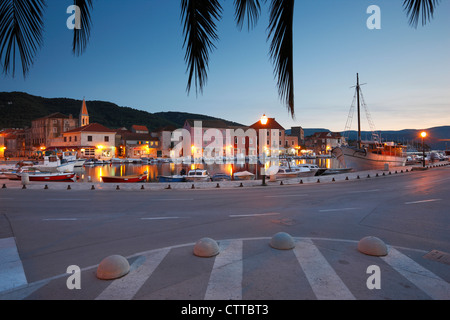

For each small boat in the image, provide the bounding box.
[101,174,147,183]
[16,168,76,182]
[34,155,75,173]
[320,168,353,175]
[157,175,186,182]
[293,163,325,176]
[233,171,255,180]
[185,169,211,182]
[62,151,85,168]
[211,173,231,181]
[276,167,300,179]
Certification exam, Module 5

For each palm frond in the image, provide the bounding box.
[403,0,440,28]
[72,0,93,56]
[267,0,295,117]
[0,0,46,77]
[234,0,261,30]
[181,0,222,95]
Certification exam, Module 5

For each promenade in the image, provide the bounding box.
[1,162,449,303]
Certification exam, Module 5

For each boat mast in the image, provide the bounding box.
[356,73,362,149]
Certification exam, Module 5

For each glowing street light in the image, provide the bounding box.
[420,131,427,167]
[260,114,268,125]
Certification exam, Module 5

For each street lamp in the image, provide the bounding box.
[420,131,427,167]
[260,114,268,125]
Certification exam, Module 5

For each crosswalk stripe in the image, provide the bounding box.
[381,247,450,300]
[0,238,27,293]
[293,239,356,300]
[205,240,243,300]
[95,248,170,300]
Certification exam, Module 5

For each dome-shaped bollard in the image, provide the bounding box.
[96,255,130,280]
[193,237,220,258]
[270,232,295,250]
[357,236,388,257]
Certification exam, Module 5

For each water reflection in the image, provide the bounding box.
[76,157,343,183]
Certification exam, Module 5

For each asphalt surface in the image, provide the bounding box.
[0,164,449,304]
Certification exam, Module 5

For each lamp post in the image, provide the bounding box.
[421,131,427,167]
[260,115,268,186]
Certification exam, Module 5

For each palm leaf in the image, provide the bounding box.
[0,0,46,77]
[72,0,93,56]
[181,0,222,95]
[234,0,261,30]
[403,0,440,28]
[267,0,295,117]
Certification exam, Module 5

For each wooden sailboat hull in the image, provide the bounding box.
[332,146,406,171]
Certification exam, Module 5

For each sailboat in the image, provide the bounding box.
[331,74,407,171]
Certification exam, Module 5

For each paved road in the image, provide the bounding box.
[0,165,449,302]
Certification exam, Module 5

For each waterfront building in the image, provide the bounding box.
[116,127,158,159]
[30,112,78,150]
[305,132,345,155]
[249,117,286,157]
[54,123,117,159]
[182,119,251,159]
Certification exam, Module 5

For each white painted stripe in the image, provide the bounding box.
[229,213,280,218]
[44,199,91,201]
[265,194,308,198]
[42,218,91,221]
[381,247,450,300]
[95,248,170,300]
[404,199,442,205]
[153,198,194,201]
[140,217,181,220]
[347,189,380,193]
[293,239,355,300]
[319,208,360,212]
[0,238,27,292]
[205,240,243,300]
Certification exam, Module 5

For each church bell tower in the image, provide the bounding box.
[79,98,90,127]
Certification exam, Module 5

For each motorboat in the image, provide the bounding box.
[293,163,324,176]
[185,169,211,182]
[34,155,75,173]
[16,167,76,182]
[62,151,85,168]
[275,167,300,179]
[233,171,255,180]
[157,175,186,183]
[211,173,231,181]
[101,174,147,183]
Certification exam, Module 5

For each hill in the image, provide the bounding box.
[0,92,243,131]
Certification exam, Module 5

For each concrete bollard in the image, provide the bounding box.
[193,238,220,258]
[357,236,388,257]
[21,173,29,186]
[270,232,295,250]
[96,255,130,280]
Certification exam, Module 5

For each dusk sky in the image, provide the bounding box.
[1,0,449,132]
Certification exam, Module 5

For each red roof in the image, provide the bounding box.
[249,118,285,130]
[64,123,116,134]
[131,125,149,132]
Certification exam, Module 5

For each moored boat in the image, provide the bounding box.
[185,169,211,182]
[101,174,147,183]
[16,167,76,182]
[331,74,406,171]
[233,171,255,180]
[157,175,186,183]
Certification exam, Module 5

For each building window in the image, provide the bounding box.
[75,136,77,142]
[104,136,109,142]
[88,136,93,142]
[69,137,72,142]
[64,137,67,142]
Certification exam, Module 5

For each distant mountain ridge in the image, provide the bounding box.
[0,92,243,131]
[287,127,450,150]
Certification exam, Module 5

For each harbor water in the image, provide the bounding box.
[77,157,344,183]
